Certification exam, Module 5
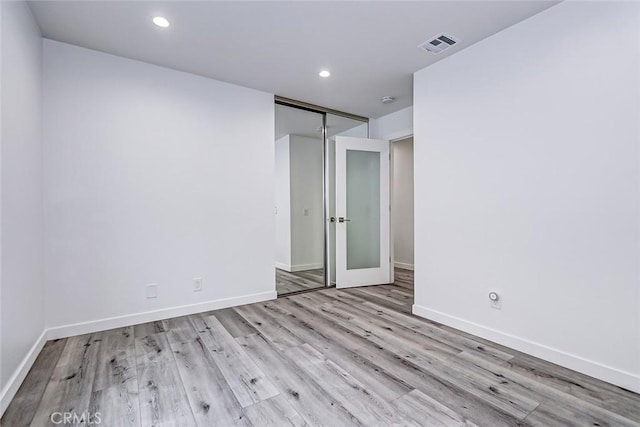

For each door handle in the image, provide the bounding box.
[338,217,351,223]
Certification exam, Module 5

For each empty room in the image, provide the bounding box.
[1,1,639,426]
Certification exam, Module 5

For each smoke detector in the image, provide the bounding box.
[381,96,395,104]
[418,33,459,54]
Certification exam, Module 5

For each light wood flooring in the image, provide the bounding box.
[3,269,640,426]
[276,268,324,295]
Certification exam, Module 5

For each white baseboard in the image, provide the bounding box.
[275,262,291,271]
[394,262,414,271]
[275,263,322,273]
[412,304,640,394]
[289,263,323,272]
[0,330,49,418]
[1,290,277,417]
[48,291,277,340]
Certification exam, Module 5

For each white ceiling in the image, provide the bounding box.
[28,1,558,119]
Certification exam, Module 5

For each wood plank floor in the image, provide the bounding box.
[276,268,324,295]
[3,269,640,426]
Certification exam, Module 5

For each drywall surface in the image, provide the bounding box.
[413,1,639,391]
[392,137,414,269]
[43,40,275,328]
[275,135,291,269]
[370,106,412,140]
[0,0,44,396]
[274,135,323,271]
[289,135,323,270]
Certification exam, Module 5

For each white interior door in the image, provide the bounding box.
[335,136,390,288]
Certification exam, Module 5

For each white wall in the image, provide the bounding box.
[289,135,323,270]
[0,0,45,407]
[335,123,369,139]
[413,1,640,392]
[274,135,323,272]
[392,137,414,270]
[275,135,291,270]
[370,106,412,141]
[43,40,275,331]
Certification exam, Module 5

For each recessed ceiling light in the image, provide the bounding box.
[153,16,170,28]
[381,96,396,104]
[319,70,331,78]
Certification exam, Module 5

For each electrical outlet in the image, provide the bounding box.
[489,291,502,309]
[193,277,203,292]
[146,284,158,299]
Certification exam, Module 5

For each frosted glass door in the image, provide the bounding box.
[335,136,390,288]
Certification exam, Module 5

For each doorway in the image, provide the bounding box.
[391,137,414,272]
[391,136,415,296]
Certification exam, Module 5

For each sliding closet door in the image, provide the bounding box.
[274,104,325,295]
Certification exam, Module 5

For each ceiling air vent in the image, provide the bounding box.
[418,33,459,54]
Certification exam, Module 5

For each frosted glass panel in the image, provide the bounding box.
[346,150,380,270]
